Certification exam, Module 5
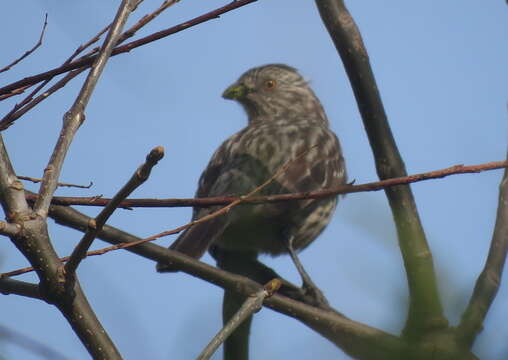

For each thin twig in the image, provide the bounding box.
[0,0,258,97]
[0,24,111,131]
[0,14,48,73]
[25,159,508,208]
[64,146,163,275]
[197,279,281,360]
[17,175,92,189]
[0,0,179,130]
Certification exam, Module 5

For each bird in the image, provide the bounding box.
[157,64,346,359]
[156,64,347,284]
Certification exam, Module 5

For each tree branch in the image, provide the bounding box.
[5,146,320,277]
[0,14,48,73]
[65,146,164,275]
[0,0,258,98]
[0,21,110,131]
[23,159,507,208]
[457,149,508,346]
[0,278,41,300]
[0,220,21,237]
[197,279,281,360]
[33,0,136,219]
[46,201,410,359]
[0,1,141,358]
[314,0,446,338]
[17,175,92,189]
[0,0,180,130]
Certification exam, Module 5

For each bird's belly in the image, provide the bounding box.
[214,199,335,256]
[216,204,288,255]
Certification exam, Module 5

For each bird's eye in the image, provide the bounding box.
[265,79,277,89]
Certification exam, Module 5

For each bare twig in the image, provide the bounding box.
[0,0,258,97]
[197,279,281,360]
[0,14,48,73]
[64,146,163,275]
[17,175,92,189]
[33,0,136,219]
[0,24,111,131]
[24,159,508,208]
[457,150,508,346]
[0,0,179,130]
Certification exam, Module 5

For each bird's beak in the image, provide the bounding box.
[222,83,248,100]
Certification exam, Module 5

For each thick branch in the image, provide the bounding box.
[457,150,508,346]
[0,278,41,299]
[314,0,446,338]
[46,202,409,359]
[0,220,21,237]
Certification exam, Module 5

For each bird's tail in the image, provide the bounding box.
[156,216,227,272]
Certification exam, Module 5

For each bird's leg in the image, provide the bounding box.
[285,235,330,309]
[210,245,308,301]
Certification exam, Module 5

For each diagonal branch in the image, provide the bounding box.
[33,0,136,219]
[197,279,282,360]
[35,199,411,359]
[457,149,508,346]
[0,23,111,131]
[64,146,164,275]
[0,0,180,130]
[0,278,41,300]
[0,220,21,237]
[314,0,446,338]
[0,14,48,73]
[0,0,258,97]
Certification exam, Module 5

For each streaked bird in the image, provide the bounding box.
[157,64,346,278]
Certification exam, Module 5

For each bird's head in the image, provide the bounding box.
[222,64,327,124]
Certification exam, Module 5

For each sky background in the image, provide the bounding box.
[1,1,507,359]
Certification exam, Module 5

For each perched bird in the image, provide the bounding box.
[157,64,346,360]
[156,64,347,273]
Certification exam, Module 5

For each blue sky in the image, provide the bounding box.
[1,1,507,359]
